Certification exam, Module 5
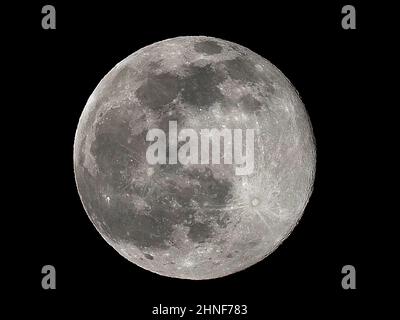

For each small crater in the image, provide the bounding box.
[251,197,260,207]
[144,253,154,260]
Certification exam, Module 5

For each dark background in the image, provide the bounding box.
[8,1,387,317]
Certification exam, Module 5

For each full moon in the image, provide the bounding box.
[73,36,316,279]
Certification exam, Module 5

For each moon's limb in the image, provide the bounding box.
[73,36,316,279]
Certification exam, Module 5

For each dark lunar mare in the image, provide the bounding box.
[79,95,235,251]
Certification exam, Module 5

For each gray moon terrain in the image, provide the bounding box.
[73,36,316,279]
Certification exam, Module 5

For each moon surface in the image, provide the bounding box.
[73,36,316,279]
